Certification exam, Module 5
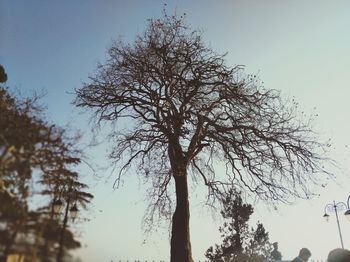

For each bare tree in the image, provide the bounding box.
[75,12,328,262]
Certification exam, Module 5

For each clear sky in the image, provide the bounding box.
[1,0,350,261]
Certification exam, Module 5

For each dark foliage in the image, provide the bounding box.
[0,72,92,260]
[205,190,272,262]
[0,65,7,83]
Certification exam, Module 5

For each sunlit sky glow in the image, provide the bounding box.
[1,1,350,261]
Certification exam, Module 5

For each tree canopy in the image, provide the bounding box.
[75,12,329,262]
[0,67,93,260]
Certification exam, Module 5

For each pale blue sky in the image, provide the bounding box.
[1,1,350,261]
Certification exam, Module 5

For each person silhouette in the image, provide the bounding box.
[291,248,311,262]
[271,242,282,260]
[327,248,350,262]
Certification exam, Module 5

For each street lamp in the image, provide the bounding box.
[53,188,78,262]
[52,199,64,214]
[344,195,350,222]
[323,212,330,222]
[323,201,347,249]
[69,204,79,222]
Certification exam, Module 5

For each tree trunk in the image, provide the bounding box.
[42,223,50,262]
[57,198,70,262]
[170,173,194,262]
[3,229,17,260]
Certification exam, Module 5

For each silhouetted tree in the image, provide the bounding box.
[39,150,93,262]
[75,12,328,262]
[0,87,43,197]
[0,65,7,83]
[0,208,81,261]
[0,86,49,258]
[245,223,272,262]
[30,209,81,262]
[0,191,28,259]
[205,190,272,262]
[0,84,93,261]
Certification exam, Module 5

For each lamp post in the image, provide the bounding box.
[52,186,78,262]
[323,201,347,249]
[344,195,350,222]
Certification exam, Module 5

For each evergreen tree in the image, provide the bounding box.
[205,189,272,262]
[0,67,93,261]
